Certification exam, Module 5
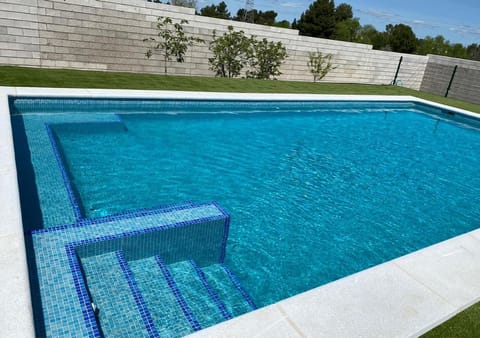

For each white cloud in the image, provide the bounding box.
[280,1,303,8]
[357,8,399,20]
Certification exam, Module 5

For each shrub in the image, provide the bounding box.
[248,38,287,80]
[307,50,335,82]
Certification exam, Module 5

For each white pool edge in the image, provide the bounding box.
[2,87,480,337]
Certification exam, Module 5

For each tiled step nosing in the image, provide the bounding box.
[189,260,233,321]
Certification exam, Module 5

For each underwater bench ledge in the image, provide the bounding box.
[29,201,229,337]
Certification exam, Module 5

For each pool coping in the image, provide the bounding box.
[1,86,480,337]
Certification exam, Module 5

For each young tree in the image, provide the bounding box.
[248,38,287,79]
[208,26,253,78]
[144,17,204,74]
[200,1,231,19]
[297,0,336,38]
[307,50,335,82]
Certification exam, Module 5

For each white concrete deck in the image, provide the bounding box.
[1,87,479,338]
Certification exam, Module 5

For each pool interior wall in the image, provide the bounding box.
[2,88,480,338]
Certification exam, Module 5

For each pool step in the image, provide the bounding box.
[80,251,154,338]
[81,252,256,337]
[201,262,257,317]
[128,256,195,337]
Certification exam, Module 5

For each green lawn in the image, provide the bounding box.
[1,66,479,113]
[421,301,480,338]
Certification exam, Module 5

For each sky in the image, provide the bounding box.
[203,0,480,46]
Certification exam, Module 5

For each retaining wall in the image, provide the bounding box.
[0,0,426,89]
[420,55,480,104]
[0,0,479,100]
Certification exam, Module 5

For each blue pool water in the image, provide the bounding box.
[48,102,480,307]
[10,99,480,336]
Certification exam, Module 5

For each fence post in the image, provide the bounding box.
[445,65,458,97]
[392,56,403,85]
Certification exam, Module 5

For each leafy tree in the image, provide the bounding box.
[386,24,417,53]
[355,24,378,45]
[334,18,360,42]
[447,43,468,59]
[170,0,196,8]
[208,26,253,78]
[234,9,278,26]
[144,17,204,74]
[297,0,336,38]
[200,1,230,19]
[291,18,298,29]
[274,20,291,29]
[467,43,480,61]
[248,38,287,79]
[334,3,353,22]
[417,35,450,55]
[307,50,335,82]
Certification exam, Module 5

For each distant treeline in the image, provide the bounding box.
[147,0,480,61]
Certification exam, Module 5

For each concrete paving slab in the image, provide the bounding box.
[394,232,480,309]
[278,263,455,338]
[186,304,303,338]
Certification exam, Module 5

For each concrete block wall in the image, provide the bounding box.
[421,55,480,104]
[0,0,428,89]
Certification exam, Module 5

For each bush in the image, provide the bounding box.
[208,26,253,78]
[248,39,287,80]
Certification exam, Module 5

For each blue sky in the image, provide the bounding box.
[203,0,480,45]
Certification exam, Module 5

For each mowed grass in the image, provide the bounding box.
[421,301,480,338]
[1,65,480,113]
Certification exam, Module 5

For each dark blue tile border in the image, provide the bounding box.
[213,202,230,264]
[220,264,257,310]
[45,123,83,222]
[116,251,160,338]
[65,245,101,338]
[155,256,202,332]
[30,200,206,235]
[189,260,232,321]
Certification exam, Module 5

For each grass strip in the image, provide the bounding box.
[1,66,479,113]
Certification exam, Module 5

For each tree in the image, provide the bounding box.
[248,39,287,79]
[334,18,360,42]
[467,43,480,61]
[208,26,253,78]
[144,17,204,74]
[334,3,353,22]
[233,9,278,26]
[297,0,336,38]
[274,20,290,29]
[170,0,196,8]
[355,24,378,45]
[307,50,335,82]
[386,24,417,53]
[200,1,230,19]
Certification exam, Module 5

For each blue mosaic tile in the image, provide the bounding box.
[31,203,227,337]
[190,260,233,321]
[155,256,202,332]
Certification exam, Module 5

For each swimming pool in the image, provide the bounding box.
[7,92,480,337]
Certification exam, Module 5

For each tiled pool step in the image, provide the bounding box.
[81,252,256,337]
[80,251,151,337]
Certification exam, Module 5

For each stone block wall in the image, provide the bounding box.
[421,55,480,104]
[1,0,479,100]
[0,0,428,89]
